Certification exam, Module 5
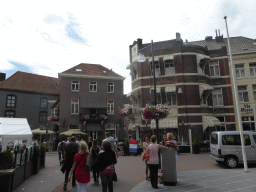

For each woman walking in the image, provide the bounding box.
[90,139,101,183]
[143,135,150,181]
[93,141,117,192]
[47,139,53,156]
[68,141,90,192]
[145,135,167,189]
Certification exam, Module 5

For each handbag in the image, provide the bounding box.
[84,153,92,171]
[142,151,150,161]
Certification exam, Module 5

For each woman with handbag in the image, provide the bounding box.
[68,141,90,192]
[145,135,167,189]
[90,139,100,184]
[142,135,150,181]
[93,141,117,192]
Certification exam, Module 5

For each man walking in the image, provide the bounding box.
[57,138,66,165]
[63,136,79,191]
[103,132,119,158]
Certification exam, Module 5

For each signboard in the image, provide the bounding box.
[240,104,254,115]
[129,140,138,153]
[131,44,138,62]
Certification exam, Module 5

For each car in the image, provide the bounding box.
[210,131,256,168]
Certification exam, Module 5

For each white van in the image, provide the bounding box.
[210,131,256,168]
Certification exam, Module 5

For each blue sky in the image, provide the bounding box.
[1,0,256,94]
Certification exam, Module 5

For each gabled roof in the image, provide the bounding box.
[0,71,59,94]
[188,36,256,54]
[60,63,124,79]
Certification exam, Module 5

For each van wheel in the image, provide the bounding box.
[225,156,238,168]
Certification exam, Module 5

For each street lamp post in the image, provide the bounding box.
[138,40,160,143]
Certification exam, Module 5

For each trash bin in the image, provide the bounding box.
[160,148,177,186]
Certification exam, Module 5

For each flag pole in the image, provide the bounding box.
[224,16,248,172]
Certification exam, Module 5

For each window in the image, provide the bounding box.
[107,99,114,114]
[250,63,256,76]
[155,63,160,76]
[209,60,220,76]
[40,98,48,109]
[165,60,175,75]
[201,92,208,105]
[235,64,245,78]
[212,88,223,106]
[51,108,58,116]
[89,82,97,92]
[71,80,80,91]
[238,86,249,102]
[215,116,226,131]
[242,116,255,131]
[197,61,205,74]
[133,70,138,80]
[156,93,162,104]
[6,95,16,108]
[222,135,251,146]
[105,123,116,138]
[39,111,47,123]
[253,85,256,102]
[166,92,177,106]
[71,98,79,114]
[107,82,114,93]
[5,110,15,118]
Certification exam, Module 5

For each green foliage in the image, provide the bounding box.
[0,149,14,169]
[192,137,199,146]
[40,144,46,154]
[119,143,124,147]
[124,138,129,148]
[34,145,41,158]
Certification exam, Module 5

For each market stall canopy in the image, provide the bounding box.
[60,129,87,136]
[32,128,55,134]
[0,118,33,151]
[151,117,178,129]
[202,116,221,131]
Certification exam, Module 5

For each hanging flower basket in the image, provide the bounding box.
[80,115,89,125]
[99,115,108,120]
[119,106,132,116]
[47,115,59,122]
[142,104,169,120]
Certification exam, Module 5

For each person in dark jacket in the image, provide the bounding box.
[62,136,79,191]
[93,141,117,192]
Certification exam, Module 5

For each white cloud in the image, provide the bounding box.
[0,0,256,94]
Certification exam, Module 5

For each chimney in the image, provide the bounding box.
[215,29,224,43]
[176,32,181,42]
[205,36,213,41]
[0,73,6,82]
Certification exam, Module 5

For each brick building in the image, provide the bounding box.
[58,63,125,141]
[127,32,241,143]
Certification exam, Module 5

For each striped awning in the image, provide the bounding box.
[163,55,174,61]
[151,117,178,129]
[199,84,214,97]
[165,86,176,92]
[197,54,210,65]
[148,57,159,62]
[202,116,221,131]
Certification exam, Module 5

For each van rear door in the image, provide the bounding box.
[210,133,219,157]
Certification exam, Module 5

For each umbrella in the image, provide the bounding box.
[32,128,55,134]
[60,130,87,136]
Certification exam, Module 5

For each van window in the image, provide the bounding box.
[222,135,251,145]
[211,133,218,144]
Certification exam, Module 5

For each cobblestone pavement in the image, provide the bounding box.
[13,152,223,192]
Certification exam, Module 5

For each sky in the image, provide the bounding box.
[1,0,256,94]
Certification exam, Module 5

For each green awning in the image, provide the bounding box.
[80,98,107,108]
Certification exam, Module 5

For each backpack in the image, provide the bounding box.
[108,136,115,151]
[59,141,66,151]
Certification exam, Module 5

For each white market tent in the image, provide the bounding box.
[0,118,33,151]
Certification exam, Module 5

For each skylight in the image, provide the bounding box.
[76,69,82,72]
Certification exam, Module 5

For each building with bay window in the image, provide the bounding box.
[127,32,256,143]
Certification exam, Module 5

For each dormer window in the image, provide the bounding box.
[76,69,82,72]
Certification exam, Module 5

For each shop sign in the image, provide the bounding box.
[131,44,138,62]
[241,104,253,115]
